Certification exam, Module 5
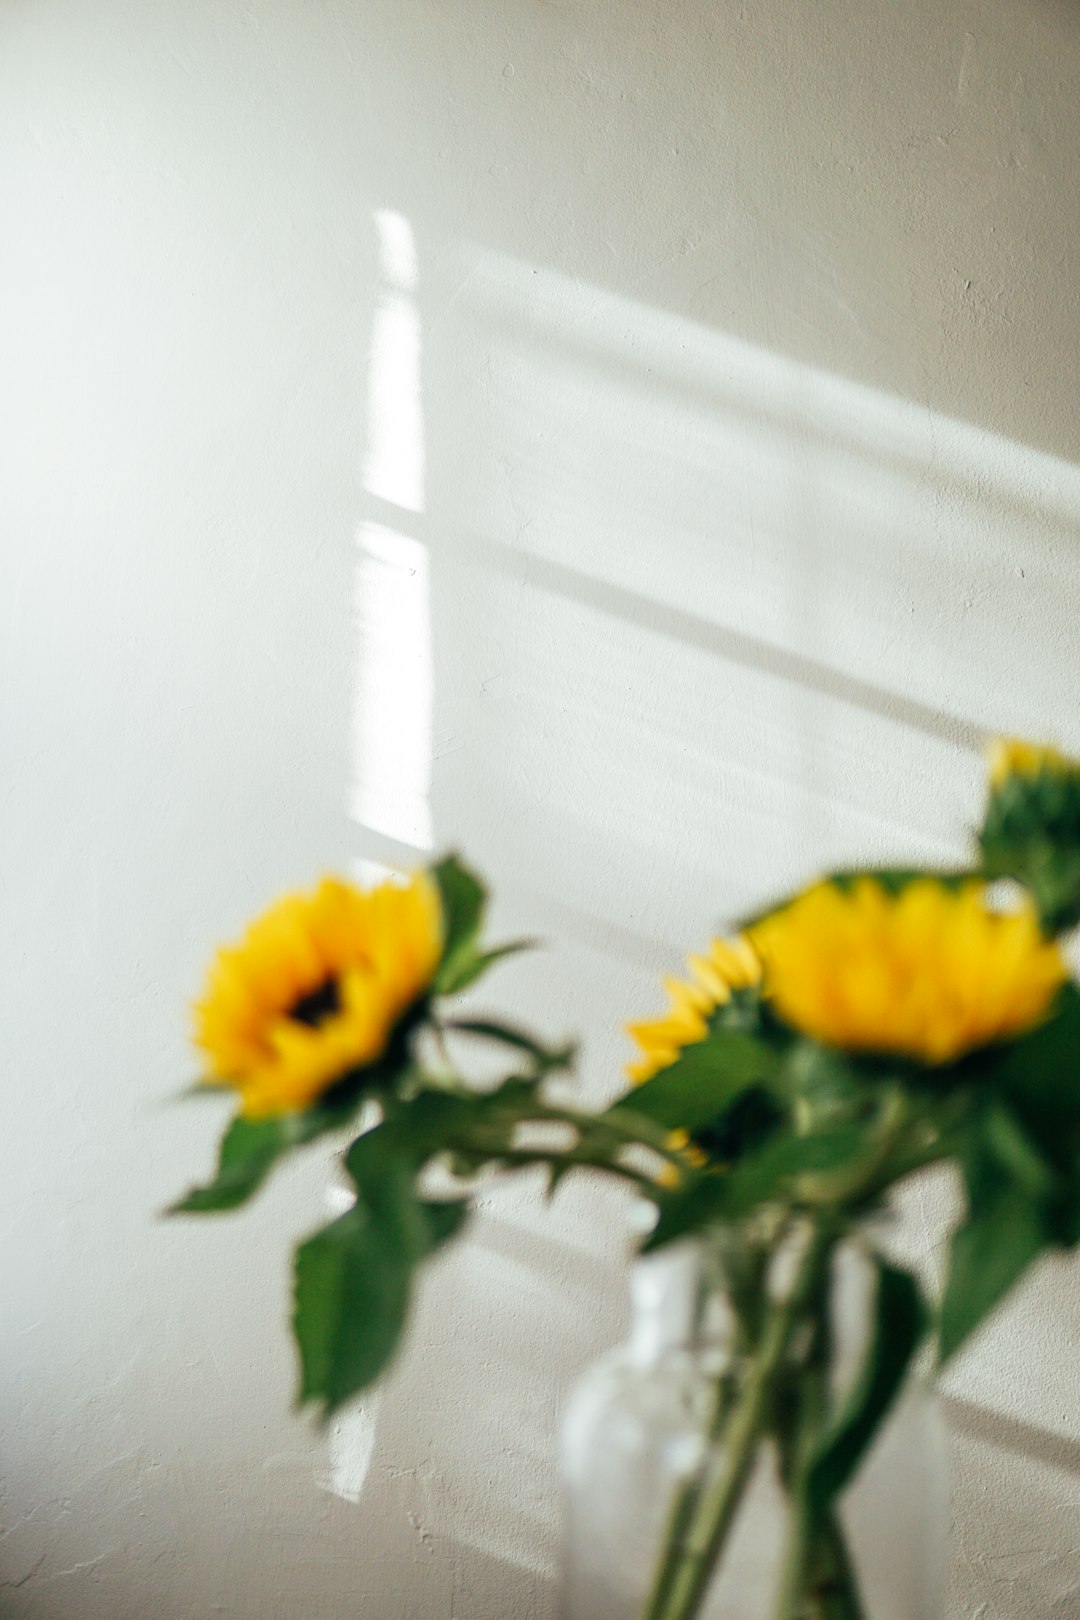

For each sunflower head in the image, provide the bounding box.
[748,876,1067,1067]
[981,738,1080,932]
[193,871,443,1118]
[987,738,1070,789]
[626,936,762,1084]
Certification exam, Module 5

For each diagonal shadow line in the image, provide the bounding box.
[943,1394,1080,1479]
[360,493,986,753]
[463,297,1080,533]
[359,491,985,751]
[465,536,988,753]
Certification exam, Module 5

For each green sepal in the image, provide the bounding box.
[737,868,972,931]
[981,836,1080,934]
[437,939,537,994]
[807,1258,926,1507]
[431,854,488,993]
[980,759,1080,932]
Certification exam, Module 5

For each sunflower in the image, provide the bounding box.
[193,871,443,1118]
[748,877,1066,1066]
[626,937,762,1084]
[987,737,1069,788]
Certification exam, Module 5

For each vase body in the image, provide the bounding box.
[559,1235,948,1620]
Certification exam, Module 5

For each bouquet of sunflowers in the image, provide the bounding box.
[172,740,1080,1620]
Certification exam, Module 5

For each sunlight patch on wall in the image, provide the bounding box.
[425,239,1080,953]
[353,209,433,854]
[353,522,433,849]
[362,209,424,513]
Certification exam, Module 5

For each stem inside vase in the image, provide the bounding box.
[640,1221,843,1620]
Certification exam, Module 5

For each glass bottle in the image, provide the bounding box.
[559,1230,947,1620]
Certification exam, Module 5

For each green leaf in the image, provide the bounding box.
[644,1125,870,1250]
[293,1201,414,1414]
[346,1079,552,1195]
[807,1259,926,1507]
[980,1102,1060,1203]
[347,1092,472,1178]
[988,983,1080,1132]
[445,1017,575,1076]
[168,1086,373,1215]
[431,854,487,993]
[621,1029,778,1134]
[294,1142,471,1415]
[936,1097,1065,1362]
[731,1125,871,1203]
[168,1115,293,1213]
[938,1183,1049,1363]
[642,1176,733,1250]
[419,1198,470,1251]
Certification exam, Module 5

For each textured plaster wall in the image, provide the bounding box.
[4,1,1080,1616]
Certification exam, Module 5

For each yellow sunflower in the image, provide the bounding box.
[193,871,443,1118]
[626,937,762,1083]
[988,737,1069,788]
[749,877,1066,1066]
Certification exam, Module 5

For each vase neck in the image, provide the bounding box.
[627,1237,733,1363]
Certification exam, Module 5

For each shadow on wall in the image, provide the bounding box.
[343,210,1080,1619]
[356,218,1080,953]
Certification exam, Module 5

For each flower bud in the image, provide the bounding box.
[980,739,1080,932]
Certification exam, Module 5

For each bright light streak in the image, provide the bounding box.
[353,524,434,850]
[353,209,434,853]
[363,208,424,512]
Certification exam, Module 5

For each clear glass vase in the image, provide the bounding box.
[559,1229,948,1620]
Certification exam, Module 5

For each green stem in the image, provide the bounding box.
[473,1145,664,1196]
[639,1367,734,1620]
[537,1100,694,1169]
[772,1263,833,1620]
[769,1246,868,1620]
[775,1499,814,1620]
[807,1516,866,1620]
[642,1222,835,1620]
[639,1238,767,1620]
[460,1099,695,1189]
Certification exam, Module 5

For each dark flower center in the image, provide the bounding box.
[288,978,342,1028]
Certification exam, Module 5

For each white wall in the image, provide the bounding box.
[4,1,1080,1615]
